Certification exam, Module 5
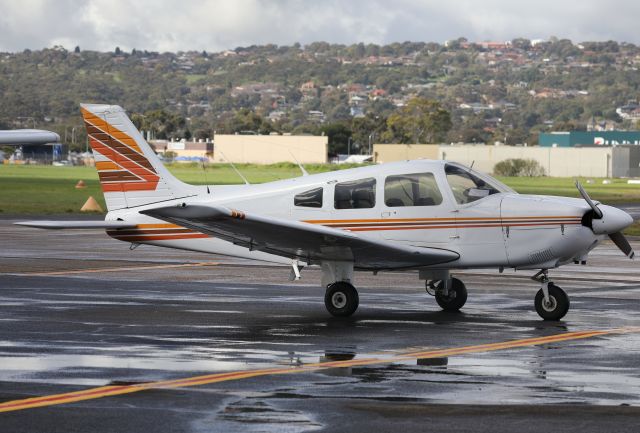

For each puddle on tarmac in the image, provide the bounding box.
[182,395,322,433]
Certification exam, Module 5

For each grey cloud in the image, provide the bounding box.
[0,0,639,53]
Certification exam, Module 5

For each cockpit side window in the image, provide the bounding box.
[384,173,443,207]
[334,178,376,209]
[294,187,323,208]
[445,164,500,204]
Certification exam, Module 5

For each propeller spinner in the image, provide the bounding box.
[576,181,635,259]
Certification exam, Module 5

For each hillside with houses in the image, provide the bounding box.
[2,37,640,154]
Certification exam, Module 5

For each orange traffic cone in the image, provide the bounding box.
[80,196,103,213]
[75,180,86,189]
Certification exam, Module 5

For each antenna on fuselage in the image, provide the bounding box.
[470,160,475,169]
[201,159,211,193]
[218,151,250,185]
[288,150,309,176]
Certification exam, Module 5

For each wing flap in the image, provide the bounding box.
[141,204,459,269]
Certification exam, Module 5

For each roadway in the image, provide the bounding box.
[1,217,639,432]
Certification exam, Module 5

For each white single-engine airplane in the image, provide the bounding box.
[18,104,636,321]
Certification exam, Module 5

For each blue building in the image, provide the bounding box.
[539,131,640,147]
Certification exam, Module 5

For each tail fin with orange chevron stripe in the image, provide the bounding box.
[80,103,197,211]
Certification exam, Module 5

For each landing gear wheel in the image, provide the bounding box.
[434,278,468,311]
[535,283,569,321]
[325,282,359,317]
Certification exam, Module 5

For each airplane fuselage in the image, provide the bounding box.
[104,160,607,271]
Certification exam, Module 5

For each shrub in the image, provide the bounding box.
[494,158,545,177]
[163,151,177,162]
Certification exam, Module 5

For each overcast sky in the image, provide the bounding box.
[1,0,639,52]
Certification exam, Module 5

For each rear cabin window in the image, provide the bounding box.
[334,178,376,209]
[384,173,443,207]
[294,187,323,208]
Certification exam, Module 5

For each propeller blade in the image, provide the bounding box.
[575,181,603,219]
[609,231,635,259]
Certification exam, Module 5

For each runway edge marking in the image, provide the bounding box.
[1,327,638,413]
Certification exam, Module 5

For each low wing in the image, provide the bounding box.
[15,221,137,230]
[141,204,459,270]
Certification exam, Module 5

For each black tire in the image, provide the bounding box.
[535,283,569,320]
[434,278,468,311]
[325,282,359,317]
[535,283,569,321]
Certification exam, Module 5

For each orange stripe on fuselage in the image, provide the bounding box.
[136,224,183,229]
[345,221,582,232]
[304,215,581,224]
[303,216,581,232]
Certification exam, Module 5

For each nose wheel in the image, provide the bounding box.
[534,283,569,320]
[325,282,359,317]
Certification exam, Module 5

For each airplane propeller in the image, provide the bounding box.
[576,180,635,259]
[575,181,603,219]
[609,231,635,259]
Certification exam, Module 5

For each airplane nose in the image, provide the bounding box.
[590,205,635,235]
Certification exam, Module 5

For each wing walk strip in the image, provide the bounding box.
[1,327,637,413]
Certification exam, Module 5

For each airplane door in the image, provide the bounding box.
[380,173,456,248]
[454,195,508,267]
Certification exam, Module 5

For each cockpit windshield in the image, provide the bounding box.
[445,163,514,205]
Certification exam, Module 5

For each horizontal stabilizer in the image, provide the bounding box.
[15,220,137,230]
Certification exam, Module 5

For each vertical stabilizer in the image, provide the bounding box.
[80,104,196,211]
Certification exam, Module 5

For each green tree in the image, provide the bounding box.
[222,108,273,134]
[382,97,452,144]
[321,122,352,154]
[131,109,189,140]
[351,113,387,152]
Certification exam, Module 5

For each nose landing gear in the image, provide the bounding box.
[532,270,570,321]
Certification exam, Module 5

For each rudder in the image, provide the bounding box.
[81,103,195,211]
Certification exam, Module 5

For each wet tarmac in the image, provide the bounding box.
[1,217,640,432]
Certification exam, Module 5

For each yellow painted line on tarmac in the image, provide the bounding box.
[20,262,221,276]
[1,326,638,413]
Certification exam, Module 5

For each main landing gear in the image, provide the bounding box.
[532,270,570,321]
[426,277,468,311]
[322,261,359,317]
[325,281,359,317]
[421,270,468,313]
